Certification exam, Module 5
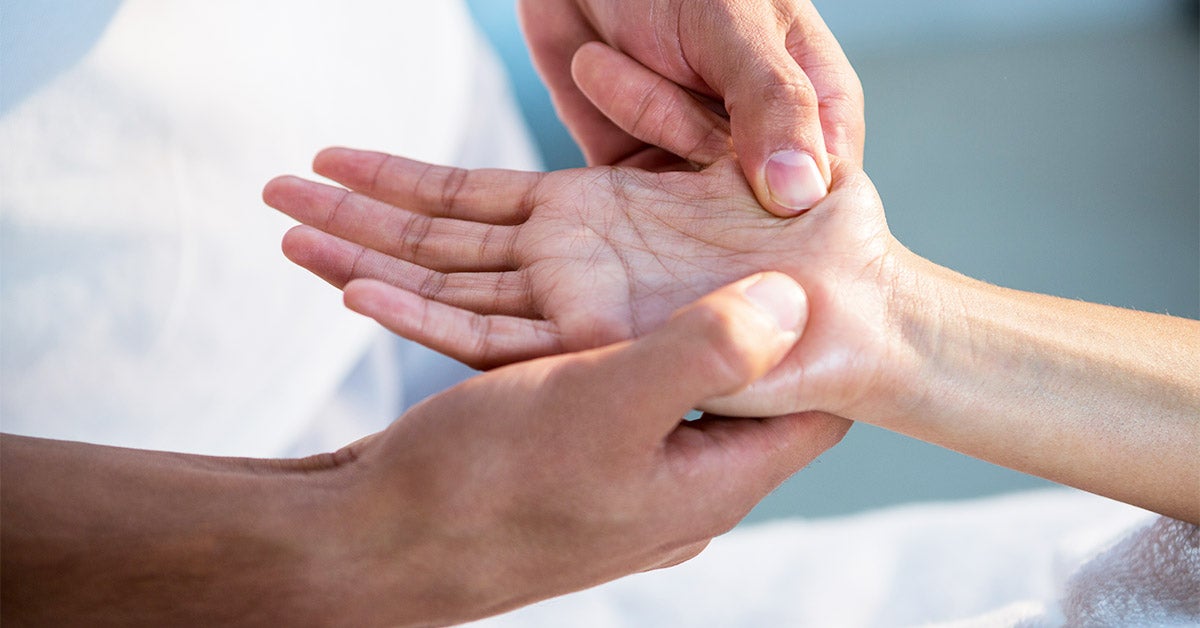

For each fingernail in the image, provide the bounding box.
[743,273,805,334]
[765,150,827,212]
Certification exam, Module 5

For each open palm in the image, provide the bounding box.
[264,46,904,418]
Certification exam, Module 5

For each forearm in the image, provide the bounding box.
[882,253,1200,523]
[0,435,345,626]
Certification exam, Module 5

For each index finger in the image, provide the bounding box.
[518,0,644,166]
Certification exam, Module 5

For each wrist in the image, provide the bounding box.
[291,441,495,627]
[258,456,364,624]
[863,247,975,432]
[144,455,359,625]
[258,449,451,627]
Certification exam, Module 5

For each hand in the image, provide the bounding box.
[518,0,865,215]
[324,273,849,625]
[1,276,850,626]
[263,45,901,420]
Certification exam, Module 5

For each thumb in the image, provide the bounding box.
[688,12,831,216]
[560,272,808,440]
[724,50,831,217]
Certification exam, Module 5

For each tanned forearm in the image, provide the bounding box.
[0,434,343,626]
[883,252,1200,523]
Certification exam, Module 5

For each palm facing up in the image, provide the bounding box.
[264,47,906,419]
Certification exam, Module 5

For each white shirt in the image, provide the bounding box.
[0,0,539,456]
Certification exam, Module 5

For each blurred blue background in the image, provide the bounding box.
[464,0,1200,522]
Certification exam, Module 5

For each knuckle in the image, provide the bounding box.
[439,166,470,209]
[395,214,433,258]
[627,80,661,136]
[468,314,497,368]
[416,269,447,299]
[685,124,732,163]
[756,70,819,109]
[726,66,819,126]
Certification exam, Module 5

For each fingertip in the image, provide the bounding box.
[751,412,853,485]
[261,174,302,207]
[669,272,808,396]
[724,62,831,214]
[771,412,854,472]
[568,43,602,106]
[281,222,349,268]
[313,146,387,187]
[760,149,829,215]
[341,279,367,313]
[311,146,352,177]
[569,40,610,79]
[342,278,393,319]
[279,223,315,264]
[741,271,808,339]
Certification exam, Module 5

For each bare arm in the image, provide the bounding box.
[884,257,1200,522]
[0,435,325,625]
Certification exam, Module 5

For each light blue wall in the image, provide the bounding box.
[466,1,1200,521]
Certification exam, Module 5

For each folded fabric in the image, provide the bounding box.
[1052,515,1199,626]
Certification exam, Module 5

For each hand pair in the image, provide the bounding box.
[264,6,890,621]
[262,14,883,620]
[315,274,846,624]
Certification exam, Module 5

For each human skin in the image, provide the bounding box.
[264,43,1200,525]
[0,274,849,626]
[518,0,864,215]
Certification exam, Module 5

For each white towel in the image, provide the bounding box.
[1050,515,1199,626]
[471,489,1198,627]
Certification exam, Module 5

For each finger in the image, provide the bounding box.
[344,279,562,370]
[282,226,536,317]
[280,223,369,289]
[549,272,809,441]
[517,0,643,166]
[264,175,517,273]
[571,42,731,168]
[786,3,866,165]
[311,148,544,225]
[684,11,830,216]
[667,411,852,534]
[697,378,804,418]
